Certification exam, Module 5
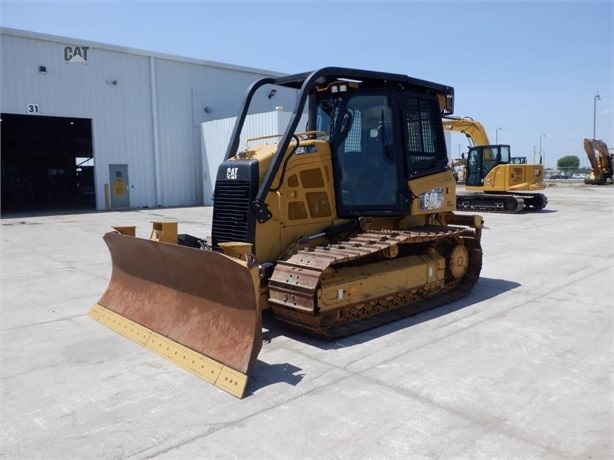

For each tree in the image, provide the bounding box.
[557,155,580,170]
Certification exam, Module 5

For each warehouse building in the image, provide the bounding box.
[0,27,297,215]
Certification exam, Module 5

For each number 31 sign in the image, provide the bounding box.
[26,103,40,114]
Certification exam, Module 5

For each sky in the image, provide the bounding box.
[1,0,612,169]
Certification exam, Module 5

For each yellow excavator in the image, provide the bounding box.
[88,67,484,398]
[443,116,547,213]
[583,139,613,185]
[450,157,467,183]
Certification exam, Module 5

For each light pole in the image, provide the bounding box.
[496,126,502,144]
[539,133,546,168]
[533,145,536,164]
[593,91,601,139]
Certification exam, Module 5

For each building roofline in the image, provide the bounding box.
[0,26,286,77]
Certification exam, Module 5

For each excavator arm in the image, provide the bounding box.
[583,139,614,185]
[442,116,491,146]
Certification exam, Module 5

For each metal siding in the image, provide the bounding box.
[1,33,156,210]
[1,35,92,117]
[1,28,290,210]
[152,59,201,206]
[154,61,294,207]
[89,49,156,210]
[201,111,307,205]
[201,117,236,204]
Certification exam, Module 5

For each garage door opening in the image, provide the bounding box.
[1,113,95,216]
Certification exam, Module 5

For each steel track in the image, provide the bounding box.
[456,193,547,214]
[268,226,483,339]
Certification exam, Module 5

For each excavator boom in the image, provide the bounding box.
[443,116,491,146]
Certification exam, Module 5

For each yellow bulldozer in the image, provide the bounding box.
[583,138,613,185]
[443,116,547,213]
[89,67,484,398]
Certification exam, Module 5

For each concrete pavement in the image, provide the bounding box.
[1,183,612,459]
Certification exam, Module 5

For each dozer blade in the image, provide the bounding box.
[88,232,262,398]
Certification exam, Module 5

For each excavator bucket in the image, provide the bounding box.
[88,231,262,398]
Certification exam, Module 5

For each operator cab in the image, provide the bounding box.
[466,144,511,186]
[314,81,449,217]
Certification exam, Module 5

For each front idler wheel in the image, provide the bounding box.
[448,244,469,280]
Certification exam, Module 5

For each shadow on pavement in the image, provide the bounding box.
[247,277,519,394]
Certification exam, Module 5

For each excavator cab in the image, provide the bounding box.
[465,144,511,186]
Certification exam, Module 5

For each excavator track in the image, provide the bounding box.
[456,193,547,214]
[268,226,482,339]
[520,193,548,211]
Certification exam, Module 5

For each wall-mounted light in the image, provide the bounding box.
[267,89,277,99]
[106,80,118,86]
[204,107,213,114]
[39,66,47,74]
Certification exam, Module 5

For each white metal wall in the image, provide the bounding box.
[0,27,296,210]
[201,110,308,205]
[152,59,291,207]
[0,32,157,209]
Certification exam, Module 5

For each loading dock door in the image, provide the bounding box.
[109,164,130,208]
[0,113,94,215]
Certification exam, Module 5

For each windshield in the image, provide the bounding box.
[317,91,400,211]
[499,145,511,163]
